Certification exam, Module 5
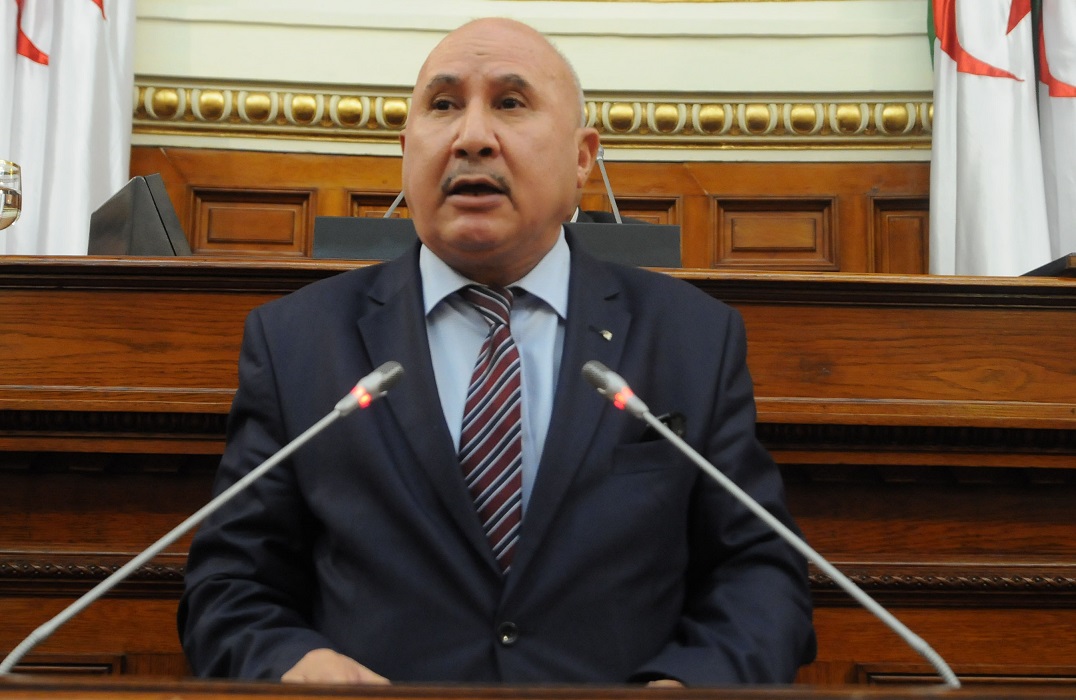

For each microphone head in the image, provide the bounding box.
[581,360,649,417]
[339,362,405,414]
[373,361,404,393]
[581,360,613,393]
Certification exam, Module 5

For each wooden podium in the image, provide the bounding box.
[1,257,1074,685]
[2,675,1076,699]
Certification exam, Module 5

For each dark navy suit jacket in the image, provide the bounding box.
[178,227,816,684]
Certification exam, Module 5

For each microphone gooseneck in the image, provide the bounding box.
[0,362,405,676]
[595,146,623,225]
[581,360,961,690]
[383,192,405,219]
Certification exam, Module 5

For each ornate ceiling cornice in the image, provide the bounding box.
[133,78,933,151]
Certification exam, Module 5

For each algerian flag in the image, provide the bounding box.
[0,0,134,255]
[1037,0,1076,259]
[929,0,1052,275]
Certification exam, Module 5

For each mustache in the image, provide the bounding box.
[440,172,511,197]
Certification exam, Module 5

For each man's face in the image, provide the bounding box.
[401,19,599,286]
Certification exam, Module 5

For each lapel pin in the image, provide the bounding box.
[589,325,613,342]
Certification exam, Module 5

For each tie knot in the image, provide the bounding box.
[460,284,514,327]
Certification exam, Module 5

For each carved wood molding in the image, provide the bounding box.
[3,555,1074,607]
[0,410,227,437]
[760,423,1076,454]
[810,563,1076,608]
[12,654,123,676]
[1,414,1073,475]
[0,553,187,597]
[856,662,1076,686]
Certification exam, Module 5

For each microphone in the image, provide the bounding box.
[383,191,405,218]
[581,360,961,690]
[0,361,405,676]
[595,146,623,224]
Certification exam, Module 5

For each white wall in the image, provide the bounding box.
[133,0,933,160]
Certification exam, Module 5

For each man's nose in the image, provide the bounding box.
[453,104,499,159]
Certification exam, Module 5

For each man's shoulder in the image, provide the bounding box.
[578,250,723,307]
[570,255,738,344]
[257,254,416,319]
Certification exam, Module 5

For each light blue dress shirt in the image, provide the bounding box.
[420,230,570,512]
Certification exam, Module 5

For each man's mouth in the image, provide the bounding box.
[443,174,510,198]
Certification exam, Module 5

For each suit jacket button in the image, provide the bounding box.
[497,621,519,646]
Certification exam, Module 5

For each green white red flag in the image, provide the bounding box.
[929,0,1052,275]
[1037,0,1076,259]
[1,0,133,255]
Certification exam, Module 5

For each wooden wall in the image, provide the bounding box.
[1,260,1074,686]
[7,148,1072,686]
[130,147,930,273]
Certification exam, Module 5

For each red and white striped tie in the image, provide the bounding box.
[458,285,523,573]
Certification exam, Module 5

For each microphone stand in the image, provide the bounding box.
[0,362,404,675]
[582,360,961,690]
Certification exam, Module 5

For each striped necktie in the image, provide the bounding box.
[458,284,523,573]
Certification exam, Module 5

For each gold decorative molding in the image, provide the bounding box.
[133,78,932,150]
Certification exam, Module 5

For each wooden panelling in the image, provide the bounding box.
[349,193,410,220]
[13,654,123,676]
[579,194,680,226]
[193,189,313,256]
[872,198,930,274]
[130,148,930,273]
[1,259,1074,684]
[856,662,1076,688]
[714,198,837,270]
[130,148,404,259]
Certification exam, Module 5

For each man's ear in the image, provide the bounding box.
[576,128,601,188]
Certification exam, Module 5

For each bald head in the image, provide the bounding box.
[415,18,587,129]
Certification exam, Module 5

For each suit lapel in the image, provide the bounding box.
[355,250,496,569]
[508,237,631,580]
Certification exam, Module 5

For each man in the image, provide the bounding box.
[179,18,816,686]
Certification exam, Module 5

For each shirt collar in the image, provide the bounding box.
[420,227,571,320]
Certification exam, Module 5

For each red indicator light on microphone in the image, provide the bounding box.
[613,388,634,411]
[352,386,373,409]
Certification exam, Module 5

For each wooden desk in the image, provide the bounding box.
[3,675,1076,699]
[1,258,1074,684]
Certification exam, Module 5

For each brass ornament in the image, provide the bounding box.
[829,103,869,135]
[740,103,777,135]
[132,78,932,150]
[648,103,686,134]
[238,91,277,123]
[331,96,367,127]
[377,98,409,129]
[604,102,639,133]
[693,104,730,135]
[875,102,915,136]
[147,87,183,120]
[284,94,322,126]
[192,89,229,122]
[786,103,824,135]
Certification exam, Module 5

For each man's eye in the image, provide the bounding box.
[500,97,524,110]
[431,98,455,111]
